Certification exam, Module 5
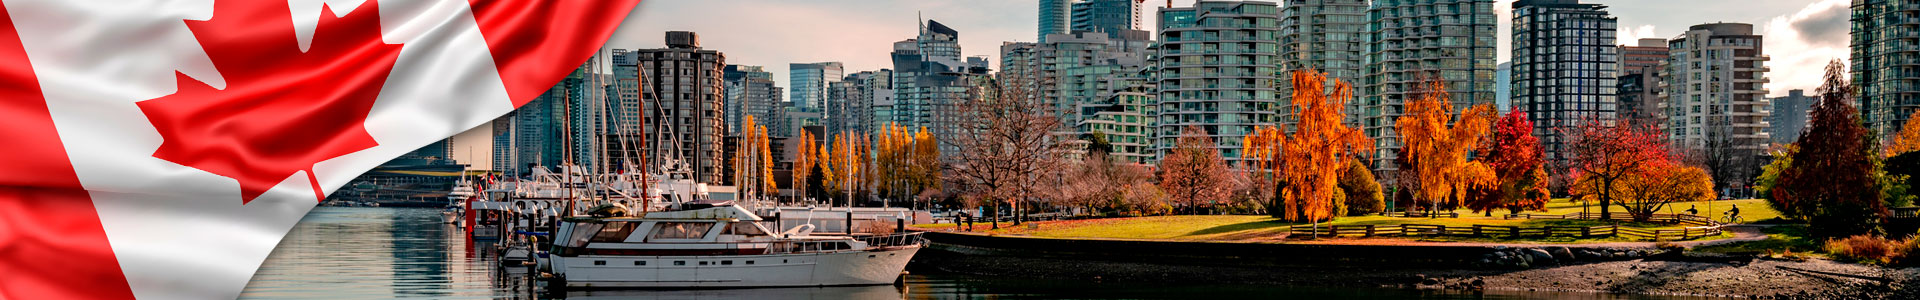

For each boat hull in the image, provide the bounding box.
[556,247,919,288]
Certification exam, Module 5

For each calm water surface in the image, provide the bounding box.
[243,207,1691,299]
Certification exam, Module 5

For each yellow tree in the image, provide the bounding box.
[1888,110,1920,157]
[909,127,941,202]
[1241,125,1286,217]
[792,130,817,202]
[733,116,776,199]
[823,131,868,202]
[1279,70,1372,231]
[1394,76,1496,215]
[872,122,915,202]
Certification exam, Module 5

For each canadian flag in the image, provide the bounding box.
[0,0,639,299]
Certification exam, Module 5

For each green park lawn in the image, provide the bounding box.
[912,199,1780,243]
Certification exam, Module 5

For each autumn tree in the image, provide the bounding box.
[1566,118,1670,218]
[1242,125,1287,217]
[1278,70,1373,228]
[1394,75,1496,216]
[1059,150,1154,215]
[1775,60,1887,238]
[943,75,1064,228]
[1160,126,1233,213]
[1338,159,1384,216]
[1465,110,1551,216]
[792,130,817,203]
[732,115,776,200]
[1887,110,1920,157]
[822,131,868,203]
[1601,163,1716,222]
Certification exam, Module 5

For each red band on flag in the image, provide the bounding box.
[469,0,643,106]
[0,2,138,299]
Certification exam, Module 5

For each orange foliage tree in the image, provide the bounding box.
[792,130,817,202]
[1889,110,1920,157]
[732,115,776,199]
[1159,126,1233,213]
[1394,76,1496,215]
[1278,70,1372,227]
[1567,118,1671,217]
[822,131,868,203]
[1241,125,1287,217]
[1465,110,1551,216]
[1601,163,1716,222]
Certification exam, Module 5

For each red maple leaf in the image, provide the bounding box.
[137,2,402,204]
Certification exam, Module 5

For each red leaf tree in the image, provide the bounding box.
[1774,60,1887,238]
[1158,126,1232,214]
[1566,118,1670,218]
[1466,110,1551,215]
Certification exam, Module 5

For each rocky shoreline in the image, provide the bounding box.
[911,249,1919,299]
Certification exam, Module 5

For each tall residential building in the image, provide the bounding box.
[1279,0,1368,126]
[1617,38,1669,122]
[1071,0,1145,39]
[1363,0,1498,170]
[1155,1,1281,166]
[1010,30,1155,163]
[1496,62,1512,111]
[630,31,727,183]
[1853,0,1920,139]
[1660,23,1770,192]
[1040,0,1072,43]
[1769,89,1813,145]
[789,62,844,112]
[1511,0,1617,165]
[723,65,783,135]
[892,19,988,154]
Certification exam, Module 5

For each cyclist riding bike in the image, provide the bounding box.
[1722,205,1743,223]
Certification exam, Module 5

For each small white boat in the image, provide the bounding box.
[549,202,923,288]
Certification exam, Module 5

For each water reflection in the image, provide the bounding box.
[245,207,1692,299]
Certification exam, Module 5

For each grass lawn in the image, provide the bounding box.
[1527,198,1782,223]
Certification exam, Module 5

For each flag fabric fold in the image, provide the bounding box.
[0,0,641,299]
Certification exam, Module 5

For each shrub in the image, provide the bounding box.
[1895,237,1920,267]
[1824,235,1899,264]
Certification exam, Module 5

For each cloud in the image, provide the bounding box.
[1617,24,1657,46]
[1762,0,1850,97]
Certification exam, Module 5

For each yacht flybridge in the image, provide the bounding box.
[548,202,923,288]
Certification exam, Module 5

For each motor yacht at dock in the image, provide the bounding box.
[547,202,923,288]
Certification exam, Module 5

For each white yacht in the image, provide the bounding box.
[548,202,923,288]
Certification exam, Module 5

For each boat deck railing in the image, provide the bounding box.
[765,232,924,254]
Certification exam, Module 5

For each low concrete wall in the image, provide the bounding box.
[921,231,1657,269]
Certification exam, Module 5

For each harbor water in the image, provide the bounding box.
[241,207,1693,299]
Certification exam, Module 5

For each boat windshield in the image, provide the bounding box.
[590,221,635,242]
[724,222,768,236]
[649,222,713,240]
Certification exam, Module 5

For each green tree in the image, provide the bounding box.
[1338,159,1384,216]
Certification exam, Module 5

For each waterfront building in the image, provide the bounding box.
[1659,23,1770,195]
[1155,0,1281,166]
[628,31,727,183]
[724,65,783,136]
[1511,0,1617,166]
[1071,0,1145,39]
[1362,0,1498,171]
[1279,0,1368,127]
[1011,30,1155,163]
[1769,89,1813,145]
[1617,38,1670,122]
[1853,0,1920,139]
[1496,62,1511,112]
[491,64,606,176]
[789,62,844,113]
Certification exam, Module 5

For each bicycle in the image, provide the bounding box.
[1721,212,1743,224]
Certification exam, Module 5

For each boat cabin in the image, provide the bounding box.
[551,205,862,257]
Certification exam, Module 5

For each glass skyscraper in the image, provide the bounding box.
[1511,0,1617,166]
[1853,0,1920,139]
[788,62,843,113]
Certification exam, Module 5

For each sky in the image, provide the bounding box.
[453,0,1851,170]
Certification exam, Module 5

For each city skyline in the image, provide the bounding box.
[450,0,1849,171]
